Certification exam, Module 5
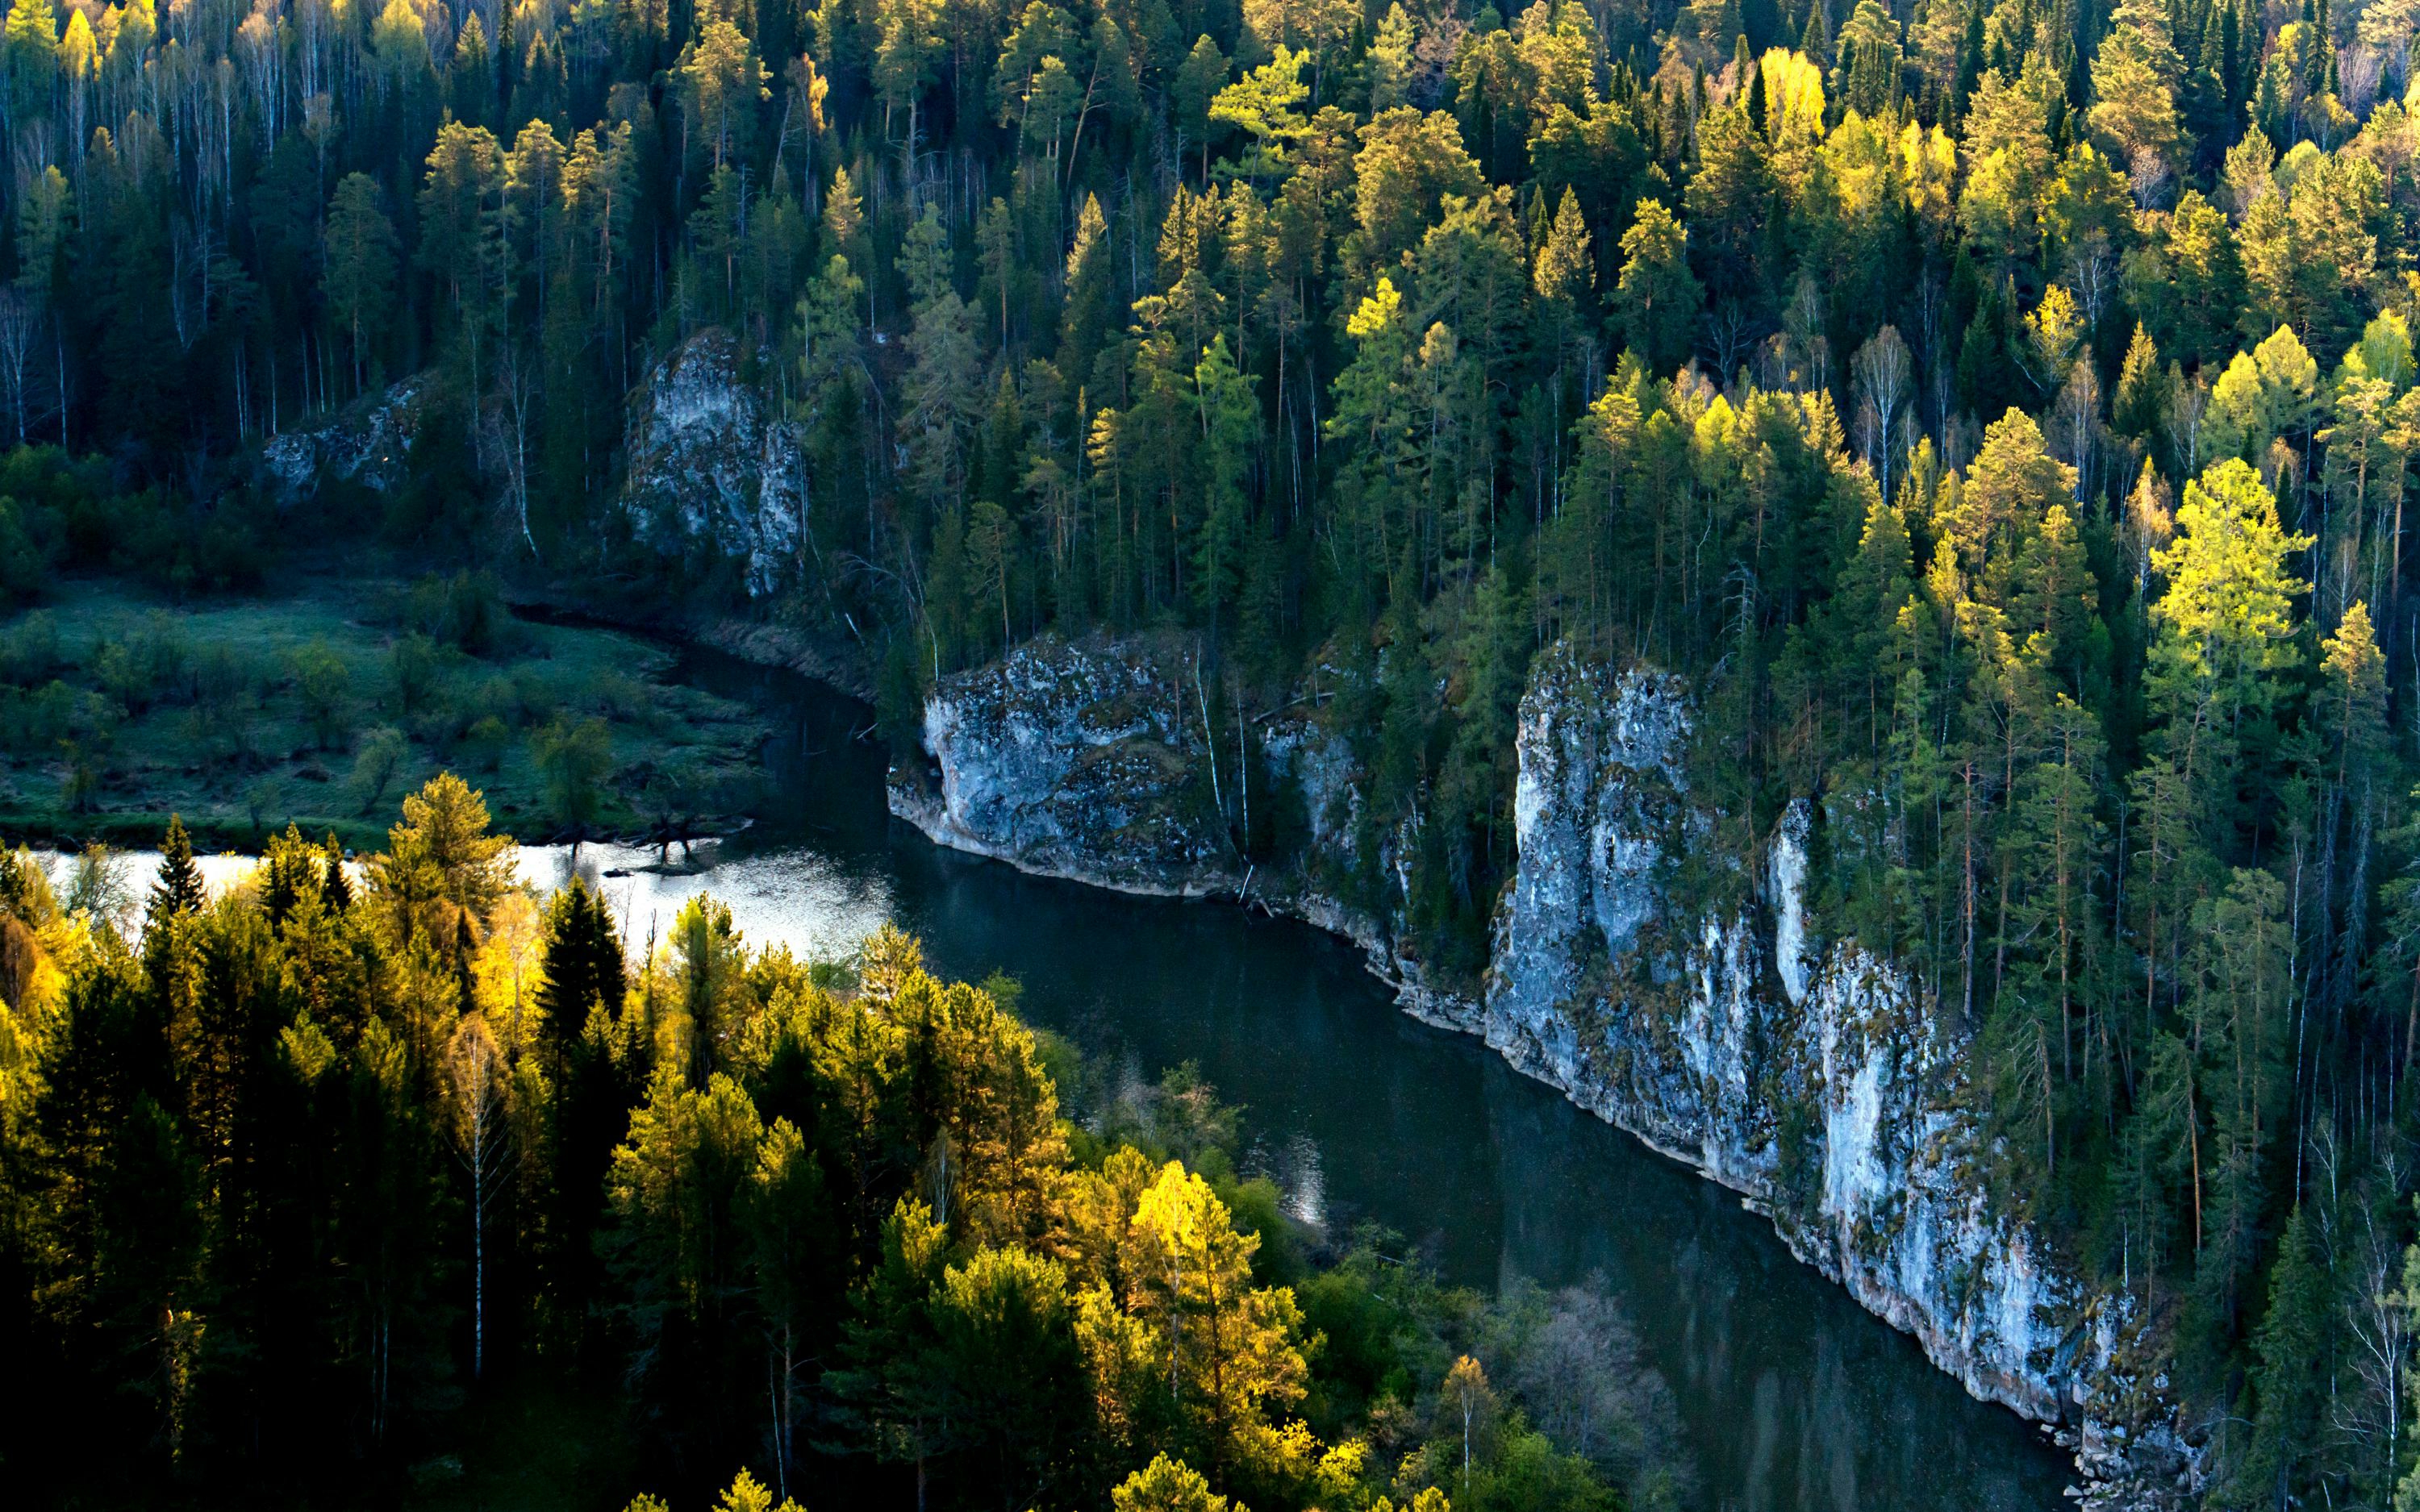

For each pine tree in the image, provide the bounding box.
[678,9,771,173]
[1610,199,1702,373]
[2230,1204,2327,1506]
[2146,459,2312,742]
[820,164,866,258]
[150,815,204,920]
[2113,323,2168,452]
[323,173,398,394]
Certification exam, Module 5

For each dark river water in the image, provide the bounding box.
[118,642,2071,1510]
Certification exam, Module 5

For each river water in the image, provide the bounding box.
[55,644,2073,1512]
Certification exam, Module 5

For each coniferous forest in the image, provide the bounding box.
[5,0,2420,1501]
[5,805,1692,1511]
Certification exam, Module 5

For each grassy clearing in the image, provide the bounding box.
[0,575,766,851]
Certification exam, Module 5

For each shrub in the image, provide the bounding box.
[59,740,100,813]
[406,570,520,657]
[134,612,192,702]
[462,715,509,773]
[0,680,75,755]
[508,666,557,726]
[243,780,279,835]
[0,611,60,686]
[468,673,517,727]
[193,641,257,709]
[348,726,410,814]
[390,631,442,716]
[63,485,270,597]
[529,715,612,835]
[290,641,352,749]
[586,668,646,722]
[92,638,153,714]
[0,498,47,599]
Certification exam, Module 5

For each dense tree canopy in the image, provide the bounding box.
[0,798,1680,1506]
[15,0,2420,1501]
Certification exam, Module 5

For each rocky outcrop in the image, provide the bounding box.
[890,638,1483,1020]
[1476,651,2193,1501]
[622,330,803,598]
[1481,653,2072,1393]
[891,637,1235,894]
[261,377,426,500]
[891,634,2190,1500]
[1482,650,2068,1404]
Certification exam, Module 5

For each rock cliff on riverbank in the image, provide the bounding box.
[889,633,2193,1502]
[891,637,1234,894]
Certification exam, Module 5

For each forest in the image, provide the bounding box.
[0,799,1688,1509]
[0,0,2416,1499]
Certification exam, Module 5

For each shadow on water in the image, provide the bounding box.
[611,644,2075,1512]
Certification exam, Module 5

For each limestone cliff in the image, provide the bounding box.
[888,635,1479,1016]
[891,635,2191,1500]
[622,330,804,598]
[1475,651,2168,1464]
[890,636,1234,894]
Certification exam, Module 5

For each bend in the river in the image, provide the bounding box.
[60,640,2072,1512]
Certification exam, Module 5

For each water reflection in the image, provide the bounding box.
[518,837,893,964]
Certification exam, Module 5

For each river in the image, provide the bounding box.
[54,643,2075,1512]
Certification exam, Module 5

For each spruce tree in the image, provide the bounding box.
[150,815,204,920]
[537,877,626,1063]
[2230,1204,2326,1506]
[321,835,353,912]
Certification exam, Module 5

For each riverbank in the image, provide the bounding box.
[584,646,2087,1511]
[15,576,2117,1502]
[603,612,2118,1456]
[0,577,768,852]
[510,581,878,702]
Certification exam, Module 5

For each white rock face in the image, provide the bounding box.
[1260,714,1359,862]
[894,633,2177,1490]
[623,330,803,598]
[1488,648,1693,1081]
[260,377,425,500]
[892,636,1234,893]
[1771,799,1814,1006]
[1480,650,2162,1460]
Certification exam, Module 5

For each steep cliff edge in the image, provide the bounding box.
[1477,652,2166,1447]
[890,635,2189,1500]
[889,635,1477,1015]
[889,637,1236,894]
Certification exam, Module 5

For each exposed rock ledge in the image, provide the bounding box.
[889,636,1237,895]
[889,633,2194,1506]
[258,377,426,501]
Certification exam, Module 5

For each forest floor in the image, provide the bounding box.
[0,577,770,852]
